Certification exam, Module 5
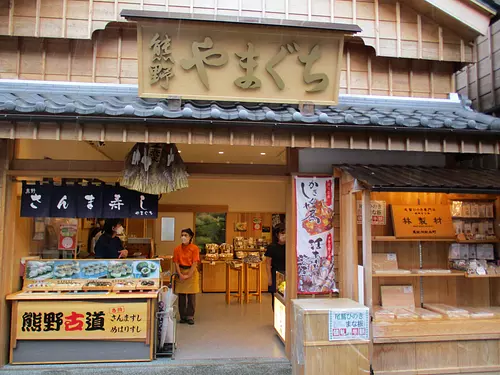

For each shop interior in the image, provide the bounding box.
[8,139,289,361]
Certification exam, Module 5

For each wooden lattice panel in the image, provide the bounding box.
[0,0,477,63]
[0,27,455,98]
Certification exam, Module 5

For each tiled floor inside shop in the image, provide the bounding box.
[174,293,286,360]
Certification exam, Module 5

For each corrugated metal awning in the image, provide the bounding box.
[339,164,500,194]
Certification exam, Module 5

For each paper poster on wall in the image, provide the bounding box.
[295,176,338,294]
[58,224,78,251]
[356,200,386,225]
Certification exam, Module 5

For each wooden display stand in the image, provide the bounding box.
[346,183,500,374]
[291,298,370,375]
[244,262,262,304]
[202,259,267,293]
[7,291,158,365]
[225,263,243,305]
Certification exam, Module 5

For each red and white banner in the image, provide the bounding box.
[295,177,338,294]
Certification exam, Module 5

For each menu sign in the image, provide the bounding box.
[295,176,338,295]
[392,205,455,238]
[17,301,147,340]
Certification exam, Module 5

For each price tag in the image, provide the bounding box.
[403,286,413,294]
[387,254,397,261]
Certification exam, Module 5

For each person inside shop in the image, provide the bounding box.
[265,223,286,311]
[94,219,128,259]
[87,218,105,256]
[173,228,200,325]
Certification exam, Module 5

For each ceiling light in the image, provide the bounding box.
[178,150,182,153]
[218,151,224,155]
[260,152,266,155]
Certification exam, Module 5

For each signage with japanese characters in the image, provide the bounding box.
[21,182,51,218]
[295,177,337,295]
[137,20,344,104]
[328,309,370,341]
[391,205,455,239]
[20,183,158,219]
[16,301,147,340]
[356,200,386,225]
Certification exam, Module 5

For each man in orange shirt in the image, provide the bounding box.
[173,228,200,325]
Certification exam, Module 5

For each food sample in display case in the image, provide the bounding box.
[22,259,161,293]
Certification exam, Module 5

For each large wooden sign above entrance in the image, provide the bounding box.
[124,11,360,105]
[391,205,455,239]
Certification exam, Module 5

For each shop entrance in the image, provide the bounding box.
[6,139,289,363]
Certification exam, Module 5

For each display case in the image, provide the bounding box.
[7,258,162,365]
[274,271,286,343]
[362,195,500,375]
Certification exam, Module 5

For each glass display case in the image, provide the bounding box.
[274,271,286,343]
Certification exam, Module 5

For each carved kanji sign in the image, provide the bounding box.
[137,20,345,104]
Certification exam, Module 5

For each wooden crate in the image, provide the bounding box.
[291,298,369,375]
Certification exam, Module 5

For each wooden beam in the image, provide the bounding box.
[8,159,289,177]
[158,204,228,213]
[286,147,299,175]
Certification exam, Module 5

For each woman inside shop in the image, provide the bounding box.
[265,223,286,311]
[173,228,200,325]
[94,219,128,259]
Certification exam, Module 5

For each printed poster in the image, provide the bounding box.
[328,309,370,341]
[295,176,338,294]
[356,200,386,225]
[58,224,78,251]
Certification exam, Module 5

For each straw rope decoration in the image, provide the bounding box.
[121,143,189,195]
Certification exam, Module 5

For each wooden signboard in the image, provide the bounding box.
[136,19,345,104]
[391,205,455,239]
[16,301,147,340]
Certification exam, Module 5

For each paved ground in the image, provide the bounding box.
[0,358,292,375]
[1,294,290,374]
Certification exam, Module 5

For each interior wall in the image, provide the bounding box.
[15,139,110,160]
[159,178,287,213]
[155,212,194,256]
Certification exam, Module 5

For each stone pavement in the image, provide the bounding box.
[0,358,292,375]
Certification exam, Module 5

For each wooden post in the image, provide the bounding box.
[0,140,15,366]
[362,190,372,309]
[285,175,297,360]
[339,170,359,301]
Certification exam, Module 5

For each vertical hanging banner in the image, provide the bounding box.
[50,185,77,218]
[295,177,338,294]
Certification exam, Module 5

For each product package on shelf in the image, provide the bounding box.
[380,285,415,309]
[465,307,496,319]
[218,243,234,260]
[205,243,220,261]
[411,307,443,320]
[373,306,396,321]
[423,304,470,319]
[411,269,452,274]
[372,253,398,272]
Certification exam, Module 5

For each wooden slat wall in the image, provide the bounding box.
[0,0,474,63]
[456,18,500,113]
[0,28,455,98]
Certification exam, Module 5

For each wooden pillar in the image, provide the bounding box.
[0,140,15,366]
[339,170,359,301]
[361,190,372,309]
[285,175,297,359]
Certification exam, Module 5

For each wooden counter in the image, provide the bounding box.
[7,291,157,365]
[202,260,268,293]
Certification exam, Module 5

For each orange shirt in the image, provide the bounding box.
[173,243,200,267]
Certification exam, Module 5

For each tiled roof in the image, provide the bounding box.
[340,164,500,194]
[1,80,500,132]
